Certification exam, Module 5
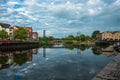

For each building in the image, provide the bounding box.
[0,23,10,36]
[9,27,14,40]
[101,31,113,41]
[97,31,120,41]
[113,31,120,40]
[23,26,33,40]
[13,25,19,31]
[32,32,39,40]
[96,33,102,41]
[0,23,14,40]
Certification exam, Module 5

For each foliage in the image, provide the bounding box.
[39,36,54,47]
[14,27,28,40]
[0,30,9,39]
[79,34,86,41]
[63,40,74,44]
[65,35,75,40]
[92,30,100,38]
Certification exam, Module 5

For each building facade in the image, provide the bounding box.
[32,32,39,40]
[97,31,120,41]
[0,23,38,41]
[101,31,113,41]
[0,23,10,35]
[113,32,120,40]
[0,23,11,39]
[23,27,33,40]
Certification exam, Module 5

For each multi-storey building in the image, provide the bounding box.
[1,23,38,41]
[96,31,120,41]
[32,32,39,40]
[0,23,10,34]
[0,23,11,39]
[23,26,33,40]
[113,31,120,40]
[101,31,113,41]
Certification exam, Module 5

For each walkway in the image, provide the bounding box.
[92,53,120,80]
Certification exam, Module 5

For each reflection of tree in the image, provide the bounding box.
[92,47,102,55]
[0,56,8,65]
[79,44,87,51]
[14,53,28,65]
[63,44,74,50]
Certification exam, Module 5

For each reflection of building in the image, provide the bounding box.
[27,50,33,61]
[0,52,13,69]
[0,48,39,70]
[102,52,114,57]
[32,49,38,54]
[93,46,118,56]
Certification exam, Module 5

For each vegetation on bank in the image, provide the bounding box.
[14,27,28,40]
[38,30,102,47]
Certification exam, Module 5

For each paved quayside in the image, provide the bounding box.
[92,53,120,80]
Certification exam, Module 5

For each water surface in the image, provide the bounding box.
[0,47,114,80]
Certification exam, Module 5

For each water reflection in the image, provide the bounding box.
[0,49,38,70]
[92,45,119,56]
[0,45,118,80]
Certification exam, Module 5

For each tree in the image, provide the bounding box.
[80,34,86,41]
[92,30,100,39]
[65,35,75,40]
[0,30,9,39]
[14,27,28,40]
[47,36,54,40]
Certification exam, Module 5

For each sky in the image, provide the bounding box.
[0,0,120,38]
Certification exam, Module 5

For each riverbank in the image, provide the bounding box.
[0,41,39,51]
[92,53,120,80]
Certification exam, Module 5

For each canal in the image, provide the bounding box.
[0,46,115,80]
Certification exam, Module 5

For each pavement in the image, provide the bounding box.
[92,53,120,80]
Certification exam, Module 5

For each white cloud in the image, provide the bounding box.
[87,0,101,6]
[114,0,120,6]
[7,8,14,13]
[7,1,19,6]
[0,0,120,37]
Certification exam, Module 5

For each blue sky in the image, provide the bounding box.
[0,0,120,38]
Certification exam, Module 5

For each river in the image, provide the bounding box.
[0,46,115,80]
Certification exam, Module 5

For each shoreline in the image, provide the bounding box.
[92,53,120,80]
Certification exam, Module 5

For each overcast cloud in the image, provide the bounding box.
[0,0,120,37]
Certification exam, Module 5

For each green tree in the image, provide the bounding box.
[65,35,75,40]
[47,36,54,40]
[0,30,9,39]
[92,30,100,39]
[14,27,28,40]
[79,34,86,41]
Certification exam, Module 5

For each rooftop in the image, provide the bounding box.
[0,23,10,28]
